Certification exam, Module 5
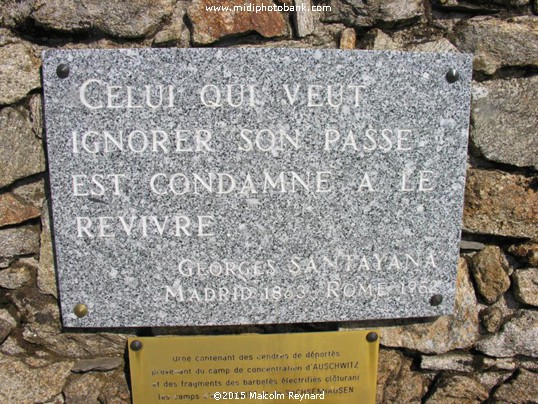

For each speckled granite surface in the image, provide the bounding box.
[42,49,472,327]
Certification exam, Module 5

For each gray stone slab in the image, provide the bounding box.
[41,49,472,327]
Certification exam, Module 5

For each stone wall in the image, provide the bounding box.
[0,0,536,402]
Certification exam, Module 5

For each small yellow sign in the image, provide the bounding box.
[128,330,379,403]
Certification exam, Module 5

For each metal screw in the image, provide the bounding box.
[130,340,143,351]
[446,68,459,83]
[56,64,70,79]
[366,332,378,343]
[430,294,443,306]
[73,303,88,318]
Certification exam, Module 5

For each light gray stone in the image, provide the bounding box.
[38,202,58,297]
[512,268,538,306]
[0,28,21,47]
[0,354,73,403]
[374,0,424,25]
[97,369,131,403]
[42,49,472,327]
[0,107,46,188]
[469,246,511,304]
[63,373,104,403]
[420,353,475,372]
[408,38,459,53]
[460,240,485,251]
[483,357,517,371]
[451,17,538,75]
[463,169,538,239]
[520,358,538,372]
[484,358,538,376]
[323,0,423,28]
[11,179,46,208]
[0,336,26,355]
[0,311,18,351]
[29,94,44,138]
[31,0,175,38]
[433,0,530,13]
[464,0,529,6]
[475,310,538,358]
[477,371,513,392]
[0,309,17,329]
[0,43,41,105]
[0,319,11,344]
[8,287,130,358]
[0,225,40,259]
[494,369,538,403]
[22,318,129,359]
[22,316,129,359]
[0,264,31,289]
[0,258,12,269]
[10,287,57,324]
[0,0,34,28]
[153,1,187,46]
[471,77,538,169]
[380,259,480,354]
[365,33,459,54]
[43,393,65,404]
[426,375,488,404]
[26,355,56,367]
[241,22,346,49]
[294,0,315,37]
[361,28,401,50]
[72,357,123,373]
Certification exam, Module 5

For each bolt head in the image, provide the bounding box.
[430,294,443,306]
[446,68,459,83]
[56,64,70,79]
[366,332,378,343]
[73,303,88,318]
[130,340,143,351]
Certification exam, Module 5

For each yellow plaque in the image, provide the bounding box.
[128,330,379,403]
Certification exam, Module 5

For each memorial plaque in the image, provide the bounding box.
[128,331,379,403]
[42,49,472,327]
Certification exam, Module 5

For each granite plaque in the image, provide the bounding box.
[42,49,472,327]
[128,331,379,403]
